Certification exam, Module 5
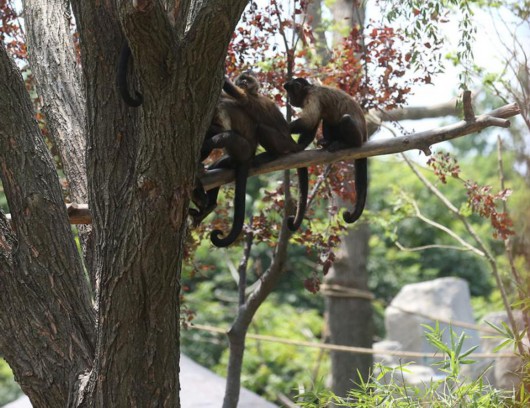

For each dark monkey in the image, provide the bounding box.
[190,95,258,247]
[116,42,143,107]
[223,73,312,231]
[283,77,367,223]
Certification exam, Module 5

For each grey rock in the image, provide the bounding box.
[385,277,480,368]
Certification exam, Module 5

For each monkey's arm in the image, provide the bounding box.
[289,98,321,147]
[288,96,321,133]
[223,77,246,101]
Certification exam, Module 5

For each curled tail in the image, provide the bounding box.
[210,163,249,247]
[343,158,368,224]
[116,42,143,107]
[287,167,308,231]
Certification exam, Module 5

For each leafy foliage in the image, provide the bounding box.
[0,359,22,406]
[427,151,515,239]
[296,324,529,407]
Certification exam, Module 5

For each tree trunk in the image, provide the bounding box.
[321,0,373,397]
[0,1,248,406]
[324,223,373,397]
[0,41,95,407]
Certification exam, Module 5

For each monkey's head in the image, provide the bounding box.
[235,72,260,96]
[283,78,311,107]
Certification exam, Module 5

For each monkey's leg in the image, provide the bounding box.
[203,131,253,163]
[337,114,364,147]
[194,130,254,246]
[255,124,310,231]
[319,122,337,149]
[200,123,226,161]
[116,42,143,107]
[189,155,234,225]
[289,119,319,148]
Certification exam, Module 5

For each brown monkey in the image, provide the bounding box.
[283,77,367,223]
[223,73,312,231]
[190,95,257,247]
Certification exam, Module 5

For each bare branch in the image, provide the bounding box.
[202,102,519,190]
[375,99,458,122]
[24,0,88,203]
[462,90,475,121]
[395,242,482,253]
[407,199,485,257]
[21,101,519,225]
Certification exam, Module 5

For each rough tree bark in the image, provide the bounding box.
[0,1,248,406]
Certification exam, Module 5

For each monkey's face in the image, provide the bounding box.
[283,78,310,107]
[236,74,260,95]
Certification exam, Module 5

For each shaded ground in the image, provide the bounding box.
[2,355,277,407]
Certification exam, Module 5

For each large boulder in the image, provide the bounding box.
[479,311,527,389]
[385,277,480,367]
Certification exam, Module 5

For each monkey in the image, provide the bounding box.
[190,95,257,247]
[222,73,312,231]
[283,77,367,224]
[116,42,143,107]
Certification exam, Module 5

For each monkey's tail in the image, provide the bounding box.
[287,167,308,231]
[343,158,368,224]
[116,42,143,107]
[210,163,249,247]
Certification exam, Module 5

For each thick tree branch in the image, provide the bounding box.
[187,0,248,48]
[24,0,88,203]
[0,42,95,407]
[23,0,94,285]
[202,102,519,190]
[29,102,519,225]
[117,0,175,108]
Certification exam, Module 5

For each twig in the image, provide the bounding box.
[395,241,483,255]
[402,150,524,355]
[407,198,485,257]
[497,136,530,347]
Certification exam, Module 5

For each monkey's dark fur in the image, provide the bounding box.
[190,95,257,247]
[222,73,311,232]
[116,42,143,107]
[192,73,312,246]
[283,77,367,223]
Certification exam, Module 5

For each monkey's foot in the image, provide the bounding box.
[326,141,348,152]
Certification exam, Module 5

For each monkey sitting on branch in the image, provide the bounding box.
[190,95,257,248]
[192,72,314,246]
[221,72,314,232]
[283,77,368,224]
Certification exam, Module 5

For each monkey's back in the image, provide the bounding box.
[243,94,291,137]
[311,86,366,130]
[215,97,259,152]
